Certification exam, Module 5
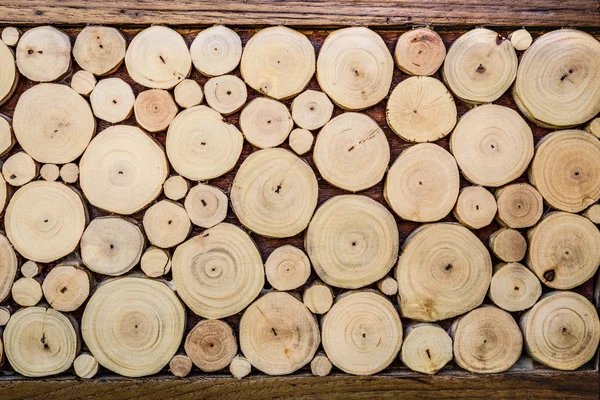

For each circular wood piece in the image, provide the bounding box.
[311,353,332,377]
[241,26,314,100]
[584,204,600,224]
[185,320,238,372]
[134,89,178,132]
[240,291,319,375]
[4,307,78,377]
[21,260,40,278]
[11,277,42,307]
[306,195,399,289]
[0,232,17,303]
[585,117,600,138]
[489,228,527,262]
[527,211,600,289]
[80,125,168,214]
[377,276,398,296]
[59,163,79,183]
[169,354,192,378]
[140,246,171,278]
[172,223,264,319]
[385,143,459,222]
[291,90,334,131]
[288,128,314,156]
[16,26,71,82]
[2,27,20,46]
[513,29,600,128]
[167,105,243,180]
[74,353,99,379]
[394,28,446,76]
[0,40,17,105]
[90,77,135,123]
[163,175,189,201]
[265,245,311,291]
[303,281,333,314]
[443,28,517,104]
[231,148,318,238]
[489,262,541,312]
[2,151,38,187]
[0,307,10,326]
[204,74,248,115]
[0,115,15,156]
[184,183,228,228]
[13,83,95,163]
[386,76,456,143]
[73,26,126,76]
[191,25,242,77]
[452,306,522,373]
[529,129,600,212]
[40,164,59,181]
[452,185,497,230]
[125,26,191,89]
[43,264,91,312]
[81,216,145,276]
[521,291,600,370]
[230,356,251,379]
[509,29,532,51]
[82,277,186,377]
[314,112,389,192]
[317,27,393,110]
[6,182,86,263]
[143,200,191,248]
[495,183,543,228]
[70,70,96,96]
[397,223,492,321]
[322,291,402,375]
[174,79,203,108]
[400,323,453,375]
[240,97,293,148]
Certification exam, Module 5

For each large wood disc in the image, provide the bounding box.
[16,26,71,82]
[489,262,541,312]
[306,195,399,289]
[185,320,238,372]
[239,97,293,148]
[0,39,17,105]
[191,25,242,77]
[394,28,446,76]
[400,323,453,375]
[73,26,126,76]
[495,183,543,228]
[0,232,18,303]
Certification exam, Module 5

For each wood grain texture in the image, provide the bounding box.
[0,0,598,27]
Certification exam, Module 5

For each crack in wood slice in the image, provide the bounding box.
[73,26,126,76]
[140,246,171,278]
[191,25,242,78]
[185,320,238,372]
[394,28,446,76]
[16,26,71,82]
[400,323,453,375]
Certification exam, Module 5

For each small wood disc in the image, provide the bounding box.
[16,26,71,82]
[134,89,178,132]
[489,262,542,312]
[190,25,242,77]
[82,277,186,377]
[322,291,402,375]
[169,354,192,378]
[289,128,314,156]
[384,143,459,222]
[291,90,334,131]
[265,245,311,291]
[60,163,79,183]
[140,246,171,278]
[230,356,252,379]
[303,281,333,315]
[80,125,168,215]
[11,277,42,307]
[317,27,393,110]
[125,26,191,89]
[74,353,99,379]
[386,76,457,143]
[443,28,517,104]
[452,185,497,230]
[450,104,534,187]
[185,320,238,372]
[143,200,191,248]
[2,151,38,187]
[0,114,15,157]
[397,223,492,321]
[452,306,522,373]
[0,306,10,326]
[204,74,248,115]
[513,29,600,128]
[231,148,318,238]
[377,277,398,296]
[527,212,600,289]
[495,183,543,228]
[306,195,399,289]
[167,105,243,180]
[21,260,41,278]
[489,228,527,263]
[0,40,18,105]
[13,83,95,163]
[585,117,600,138]
[240,97,293,148]
[509,29,533,51]
[4,307,78,377]
[400,323,453,375]
[584,204,600,224]
[172,223,264,319]
[6,182,86,263]
[43,264,91,312]
[311,353,333,377]
[40,164,59,181]
[529,129,600,212]
[184,183,228,229]
[73,26,126,76]
[521,291,600,370]
[241,26,314,100]
[163,175,189,201]
[80,216,145,276]
[239,291,319,375]
[0,232,18,302]
[394,28,446,76]
[174,79,203,108]
[90,77,135,123]
[313,112,390,192]
[2,27,20,46]
[70,70,96,96]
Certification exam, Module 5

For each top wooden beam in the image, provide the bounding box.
[0,0,598,27]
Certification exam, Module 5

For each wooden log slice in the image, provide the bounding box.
[184,183,228,229]
[583,204,600,224]
[303,281,333,314]
[0,232,17,303]
[0,114,15,157]
[40,163,59,181]
[239,291,319,375]
[377,277,398,296]
[306,195,398,289]
[520,291,600,370]
[59,163,79,184]
[167,105,243,180]
[140,246,171,278]
[452,185,497,230]
[125,26,191,89]
[2,151,38,187]
[313,112,389,192]
[80,216,145,276]
[529,129,600,212]
[288,128,314,156]
[585,117,600,138]
[229,356,252,379]
[13,83,95,163]
[163,175,189,201]
[241,26,314,100]
[231,148,318,238]
[489,228,527,263]
[16,26,71,82]
[11,277,42,307]
[134,89,178,132]
[239,97,293,148]
[43,263,91,312]
[172,223,264,319]
[0,174,7,215]
[1,27,20,46]
[21,260,41,278]
[527,212,600,290]
[80,125,168,214]
[143,200,191,248]
[174,79,203,109]
[513,29,600,128]
[265,245,311,291]
[169,354,192,378]
[450,104,534,187]
[311,353,333,377]
[0,306,10,326]
[317,27,393,110]
[70,70,96,96]
[204,74,247,116]
[5,181,86,263]
[451,306,522,373]
[74,353,99,379]
[401,323,452,375]
[443,28,517,104]
[290,90,334,131]
[489,262,541,312]
[190,25,242,77]
[495,183,543,228]
[322,291,402,375]
[185,320,238,372]
[386,76,456,143]
[394,28,446,76]
[90,77,135,123]
[73,26,126,76]
[508,29,532,51]
[0,39,17,105]
[397,223,492,321]
[384,143,459,222]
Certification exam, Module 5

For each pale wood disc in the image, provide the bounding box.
[74,353,99,379]
[0,114,15,157]
[509,29,533,51]
[0,39,18,105]
[16,26,71,82]
[585,117,600,138]
[489,228,527,263]
[377,276,398,296]
[489,262,542,312]
[0,232,18,303]
[311,353,333,377]
[70,70,96,96]
[42,263,92,312]
[40,164,60,181]
[302,281,333,315]
[0,173,7,214]
[288,128,314,156]
[229,356,252,379]
[21,260,41,278]
[163,175,190,201]
[265,245,311,291]
[2,151,38,187]
[73,26,126,76]
[190,25,242,77]
[452,185,497,230]
[140,246,171,278]
[134,89,178,132]
[394,28,446,76]
[184,183,228,229]
[143,200,191,248]
[204,74,248,116]
[11,277,42,307]
[174,79,203,109]
[400,323,453,375]
[169,354,192,378]
[290,90,334,131]
[495,183,543,228]
[185,320,238,372]
[583,204,600,224]
[59,163,79,184]
[240,97,293,148]
[90,77,135,123]
[1,27,20,46]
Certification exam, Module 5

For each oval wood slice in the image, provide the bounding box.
[185,320,238,372]
[302,281,333,315]
[74,353,99,379]
[163,175,189,201]
[508,29,532,51]
[452,185,497,230]
[184,183,228,229]
[134,89,178,132]
[0,232,18,303]
[229,356,252,379]
[495,183,543,228]
[489,228,527,262]
[0,114,15,157]
[191,25,242,77]
[288,128,314,156]
[489,262,541,312]
[1,27,20,46]
[291,90,334,131]
[204,74,248,116]
[239,97,293,148]
[265,245,311,291]
[70,70,96,96]
[394,28,446,76]
[43,263,92,312]
[400,323,453,375]
[73,26,126,76]
[16,26,71,82]
[169,354,192,378]
[11,277,42,307]
[143,200,191,248]
[2,151,38,187]
[90,77,135,123]
[140,246,171,278]
[174,79,203,108]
